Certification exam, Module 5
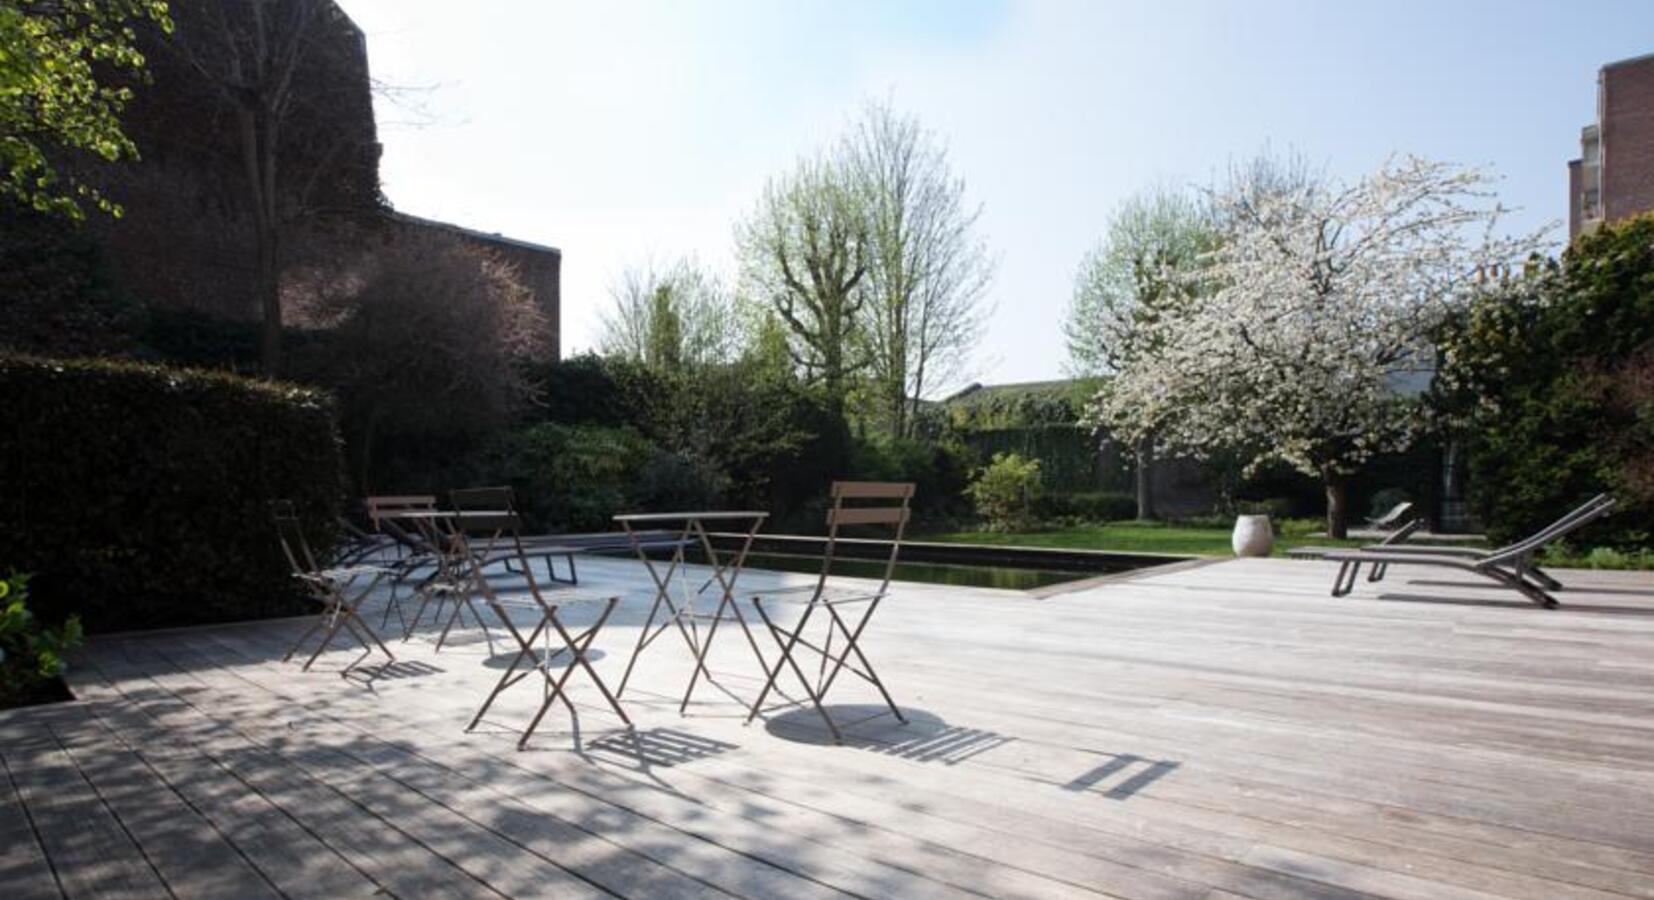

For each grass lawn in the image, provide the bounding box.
[918,519,1388,558]
[918,519,1654,568]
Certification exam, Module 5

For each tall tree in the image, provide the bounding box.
[0,0,170,218]
[598,259,740,371]
[161,0,380,375]
[735,154,869,415]
[290,229,549,489]
[846,101,992,438]
[1068,186,1214,519]
[1099,153,1545,537]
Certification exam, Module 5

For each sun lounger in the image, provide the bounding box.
[1319,495,1618,608]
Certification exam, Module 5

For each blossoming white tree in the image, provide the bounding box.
[1066,186,1214,519]
[1094,153,1547,537]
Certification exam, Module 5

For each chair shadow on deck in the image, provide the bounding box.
[347,659,445,681]
[1064,753,1181,799]
[763,704,1011,765]
[482,648,606,670]
[584,727,738,769]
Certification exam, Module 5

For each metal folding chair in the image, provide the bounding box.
[364,494,442,630]
[449,485,585,584]
[455,509,630,749]
[272,501,396,674]
[745,482,914,743]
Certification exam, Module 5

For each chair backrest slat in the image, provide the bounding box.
[807,480,915,600]
[270,500,321,575]
[827,506,911,527]
[832,481,917,500]
[365,495,437,530]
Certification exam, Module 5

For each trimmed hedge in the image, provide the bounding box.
[1035,491,1138,523]
[0,356,345,632]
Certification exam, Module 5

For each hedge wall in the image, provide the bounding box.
[0,356,345,632]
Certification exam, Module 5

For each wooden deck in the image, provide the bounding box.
[3,556,1654,899]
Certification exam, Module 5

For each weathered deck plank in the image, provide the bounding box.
[1,556,1650,899]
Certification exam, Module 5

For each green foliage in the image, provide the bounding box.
[478,423,658,533]
[965,452,1043,531]
[944,381,1091,430]
[525,355,850,528]
[0,572,85,708]
[1540,544,1654,570]
[477,423,728,533]
[848,433,970,518]
[1034,491,1137,524]
[955,426,1102,493]
[0,355,345,632]
[0,1,171,218]
[1435,213,1654,544]
[922,517,1378,558]
[0,206,144,355]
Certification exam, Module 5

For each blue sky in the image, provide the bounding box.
[340,0,1653,388]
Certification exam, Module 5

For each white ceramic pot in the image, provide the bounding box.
[1231,514,1274,557]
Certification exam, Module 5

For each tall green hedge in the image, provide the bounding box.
[0,356,345,632]
[1435,213,1654,545]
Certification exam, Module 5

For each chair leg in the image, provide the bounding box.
[744,597,819,724]
[547,602,630,726]
[302,609,348,671]
[283,616,325,663]
[819,600,904,724]
[1331,560,1360,597]
[1486,566,1559,608]
[468,618,548,731]
[343,608,396,662]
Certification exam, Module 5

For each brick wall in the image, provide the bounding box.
[1601,55,1654,225]
[388,213,562,360]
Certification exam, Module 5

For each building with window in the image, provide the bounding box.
[1569,52,1654,239]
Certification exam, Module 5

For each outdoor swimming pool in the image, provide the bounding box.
[608,535,1181,592]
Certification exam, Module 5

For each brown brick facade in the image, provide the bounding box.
[389,213,562,360]
[1569,53,1654,239]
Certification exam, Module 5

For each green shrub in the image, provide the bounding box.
[965,453,1044,532]
[848,434,970,518]
[0,573,84,708]
[1436,214,1654,544]
[637,450,729,514]
[0,355,345,632]
[1036,491,1137,523]
[0,208,144,358]
[478,423,657,532]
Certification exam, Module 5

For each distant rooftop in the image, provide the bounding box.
[388,210,562,257]
[942,378,1092,404]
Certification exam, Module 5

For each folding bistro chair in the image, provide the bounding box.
[454,509,630,749]
[448,485,585,584]
[745,481,914,743]
[271,501,396,674]
[364,494,442,630]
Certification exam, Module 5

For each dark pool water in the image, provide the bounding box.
[735,552,1095,591]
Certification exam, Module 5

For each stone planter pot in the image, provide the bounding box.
[1231,514,1274,557]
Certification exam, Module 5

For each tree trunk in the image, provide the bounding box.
[256,223,281,376]
[1324,470,1350,539]
[1134,436,1157,520]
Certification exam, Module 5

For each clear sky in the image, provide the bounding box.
[338,0,1653,389]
